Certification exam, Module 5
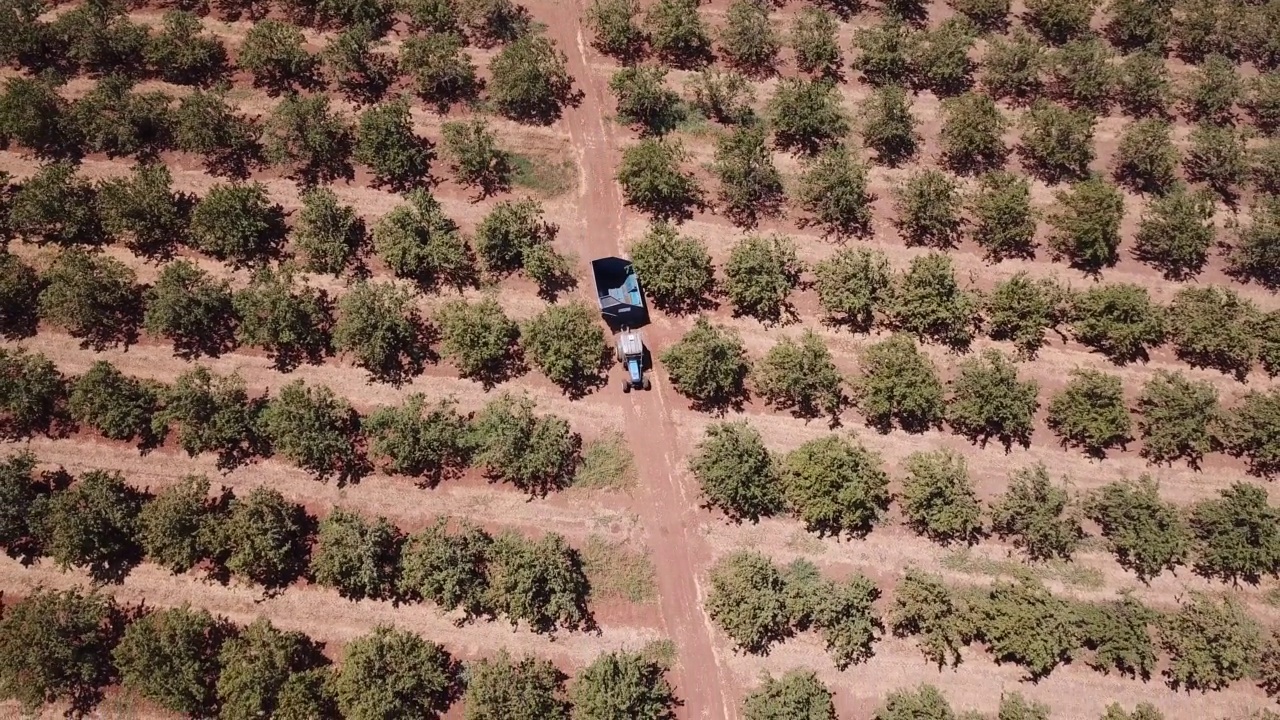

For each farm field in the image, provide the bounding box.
[3,0,1280,718]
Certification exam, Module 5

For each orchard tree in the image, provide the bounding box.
[293,188,366,276]
[769,78,849,155]
[456,0,530,45]
[661,317,750,411]
[113,605,233,717]
[617,137,701,220]
[372,189,475,290]
[569,650,677,720]
[217,486,313,589]
[144,260,237,359]
[684,67,755,123]
[217,619,329,720]
[260,380,365,484]
[742,670,835,720]
[0,348,68,439]
[724,233,803,324]
[1189,482,1280,583]
[69,360,161,447]
[334,281,429,385]
[483,531,593,633]
[39,469,145,583]
[401,33,481,112]
[97,162,188,259]
[949,0,1010,30]
[0,451,46,561]
[473,198,557,276]
[463,651,569,720]
[1077,596,1160,680]
[780,434,890,537]
[145,11,228,86]
[1229,197,1280,289]
[188,182,287,267]
[1136,371,1219,467]
[521,302,607,394]
[813,246,892,330]
[627,223,714,312]
[1245,72,1280,133]
[968,170,1036,261]
[712,123,783,227]
[690,420,781,522]
[946,349,1039,449]
[610,66,683,135]
[1133,185,1215,280]
[309,508,402,601]
[490,33,576,125]
[909,18,976,96]
[888,252,980,350]
[1070,283,1166,364]
[1047,369,1131,456]
[172,90,262,179]
[1114,119,1178,194]
[354,98,431,191]
[1116,51,1173,119]
[1106,0,1172,50]
[364,394,472,484]
[10,162,101,246]
[808,573,882,670]
[981,28,1046,100]
[861,84,920,166]
[1048,38,1115,112]
[973,577,1080,679]
[645,0,712,68]
[706,551,791,653]
[1086,475,1191,581]
[51,0,149,76]
[1047,175,1125,273]
[1025,0,1096,44]
[0,252,39,338]
[855,333,944,433]
[1018,100,1094,182]
[137,475,220,574]
[238,20,317,95]
[233,266,333,371]
[875,685,956,720]
[754,330,845,420]
[888,570,972,669]
[1160,594,1260,691]
[0,77,73,158]
[851,19,912,87]
[1220,389,1280,478]
[1182,54,1240,124]
[436,296,521,386]
[262,93,353,186]
[397,519,493,617]
[901,449,983,545]
[320,24,397,102]
[585,0,645,61]
[796,143,873,238]
[67,76,173,160]
[1165,285,1258,379]
[1184,123,1247,203]
[792,7,841,77]
[940,91,1007,174]
[441,118,511,196]
[331,626,458,720]
[1253,140,1280,196]
[719,0,778,77]
[470,393,581,495]
[895,170,962,248]
[38,247,140,350]
[991,463,1084,560]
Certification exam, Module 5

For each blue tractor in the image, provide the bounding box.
[614,328,650,393]
[591,257,652,392]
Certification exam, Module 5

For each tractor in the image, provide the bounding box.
[615,328,650,392]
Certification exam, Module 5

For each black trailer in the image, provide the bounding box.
[590,257,649,328]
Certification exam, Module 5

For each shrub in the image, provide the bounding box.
[441,118,511,196]
[645,0,712,68]
[981,28,1045,100]
[293,188,365,276]
[1046,369,1131,455]
[144,260,236,359]
[1114,119,1178,193]
[569,651,677,720]
[946,349,1039,449]
[0,348,65,440]
[470,393,581,495]
[585,0,645,61]
[627,223,713,312]
[1160,594,1260,691]
[1136,371,1219,467]
[1164,286,1257,379]
[1133,185,1215,280]
[171,90,261,179]
[216,619,328,720]
[1116,51,1173,118]
[855,334,944,433]
[901,449,983,545]
[861,84,920,166]
[780,434,890,537]
[309,508,402,601]
[616,137,701,220]
[713,123,783,227]
[67,76,173,160]
[940,91,1007,174]
[1181,54,1240,124]
[69,360,160,446]
[331,626,458,720]
[719,0,779,77]
[238,20,316,95]
[1184,123,1247,200]
[967,171,1036,261]
[321,25,397,104]
[908,18,976,96]
[895,170,962,248]
[521,302,607,392]
[1024,0,1097,44]
[972,577,1079,679]
[372,190,475,291]
[769,78,849,155]
[1049,38,1115,112]
[610,66,683,135]
[754,330,845,419]
[724,233,803,323]
[10,162,101,246]
[484,531,592,633]
[260,380,365,485]
[397,519,492,616]
[490,33,575,125]
[661,318,750,410]
[742,670,835,720]
[796,143,874,238]
[113,605,232,717]
[97,162,187,259]
[38,247,140,350]
[888,252,980,350]
[684,67,755,124]
[852,19,912,87]
[262,93,353,187]
[791,7,841,77]
[353,98,430,191]
[1047,175,1125,273]
[875,684,956,720]
[333,281,428,385]
[690,420,781,522]
[888,570,973,669]
[813,246,891,330]
[990,464,1083,560]
[1018,101,1094,181]
[233,266,332,371]
[38,468,145,583]
[1070,283,1166,364]
[401,33,481,112]
[0,252,39,338]
[1190,482,1280,583]
[1086,475,1191,581]
[188,182,287,267]
[706,551,791,653]
[1229,197,1280,289]
[463,651,569,720]
[1106,0,1172,50]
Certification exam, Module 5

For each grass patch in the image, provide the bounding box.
[640,638,677,669]
[1265,587,1280,607]
[784,529,826,555]
[574,432,637,491]
[941,548,1105,590]
[582,535,657,604]
[511,153,576,197]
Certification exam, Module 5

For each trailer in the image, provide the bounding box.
[590,257,649,329]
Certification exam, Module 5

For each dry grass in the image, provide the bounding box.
[582,535,657,604]
[574,432,638,491]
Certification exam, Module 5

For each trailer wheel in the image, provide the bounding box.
[643,377,651,391]
[615,346,624,364]
[623,381,631,393]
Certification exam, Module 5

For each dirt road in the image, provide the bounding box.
[544,5,735,718]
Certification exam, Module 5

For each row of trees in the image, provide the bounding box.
[0,454,598,633]
[710,552,1279,694]
[693,422,1280,586]
[0,350,592,490]
[0,588,673,720]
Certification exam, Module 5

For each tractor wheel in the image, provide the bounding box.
[643,377,651,391]
[615,346,624,364]
[623,381,631,394]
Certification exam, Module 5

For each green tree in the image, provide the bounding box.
[261,380,365,485]
[1136,371,1219,467]
[895,169,962,248]
[645,0,712,68]
[1106,0,1172,50]
[1133,185,1215,280]
[97,162,187,259]
[855,333,944,433]
[792,7,840,77]
[484,531,593,633]
[293,187,365,276]
[38,468,144,583]
[10,161,101,246]
[780,434,890,538]
[1184,122,1248,200]
[888,252,979,350]
[990,464,1083,560]
[463,650,569,720]
[470,393,581,495]
[217,486,313,589]
[888,570,973,669]
[38,247,140,350]
[456,0,530,45]
[1018,100,1094,182]
[609,66,683,135]
[238,20,316,95]
[968,170,1036,261]
[973,577,1079,679]
[706,551,791,653]
[262,93,353,186]
[569,650,677,720]
[401,33,481,112]
[490,33,575,124]
[1220,389,1280,478]
[0,589,123,715]
[940,91,1007,174]
[661,317,750,410]
[153,367,263,471]
[397,518,493,617]
[1047,175,1125,273]
[217,618,329,720]
[852,19,912,87]
[1181,53,1240,123]
[137,475,220,574]
[690,420,781,522]
[441,118,511,196]
[436,296,521,386]
[946,349,1039,449]
[796,143,874,238]
[310,508,402,601]
[861,84,919,166]
[0,252,39,338]
[769,78,849,155]
[875,684,956,720]
[684,67,755,123]
[809,573,881,669]
[1048,37,1115,112]
[51,0,148,76]
[1075,595,1159,679]
[1114,119,1178,193]
[901,449,983,545]
[1025,0,1097,43]
[69,360,160,447]
[585,0,645,61]
[1230,197,1280,290]
[724,233,803,324]
[0,451,49,560]
[742,669,834,720]
[331,626,458,720]
[1116,51,1173,118]
[321,25,396,104]
[66,76,173,160]
[188,182,287,267]
[1160,593,1260,690]
[233,266,332,371]
[1189,482,1280,583]
[1245,71,1280,133]
[1165,285,1258,379]
[616,137,701,220]
[1046,369,1131,456]
[753,330,844,419]
[0,77,72,158]
[333,280,429,385]
[144,260,236,359]
[372,189,475,290]
[720,0,778,77]
[172,89,261,179]
[1086,475,1191,581]
[1253,140,1280,195]
[627,222,713,312]
[473,198,558,277]
[712,123,783,227]
[909,18,975,96]
[996,693,1052,720]
[364,394,472,484]
[981,28,1046,100]
[1070,283,1166,364]
[521,302,607,393]
[113,605,233,717]
[0,347,69,439]
[353,98,430,192]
